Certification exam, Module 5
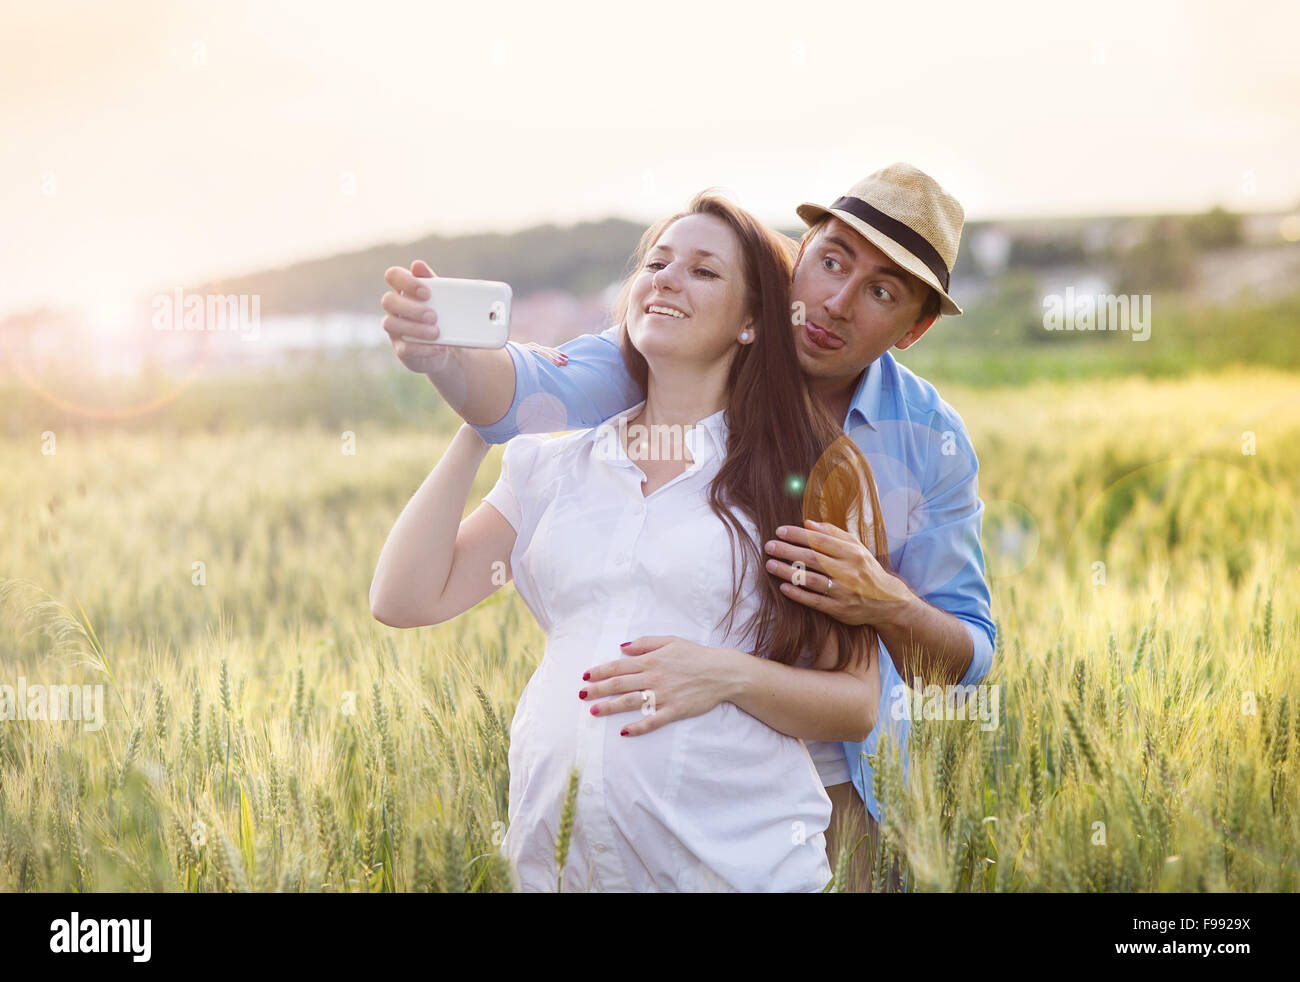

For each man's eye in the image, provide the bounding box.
[822,256,840,272]
[873,286,894,302]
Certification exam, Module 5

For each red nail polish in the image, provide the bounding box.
[582,671,590,681]
[620,642,630,648]
[620,728,628,737]
[590,706,599,716]
[579,689,587,699]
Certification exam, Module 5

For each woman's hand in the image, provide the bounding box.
[520,341,569,366]
[381,260,456,375]
[579,636,745,736]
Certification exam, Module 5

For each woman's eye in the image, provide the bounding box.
[694,268,718,278]
[645,260,666,270]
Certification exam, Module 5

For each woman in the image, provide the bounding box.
[370,191,890,891]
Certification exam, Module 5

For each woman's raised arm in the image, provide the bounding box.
[369,424,517,629]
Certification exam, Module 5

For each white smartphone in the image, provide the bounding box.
[402,276,511,348]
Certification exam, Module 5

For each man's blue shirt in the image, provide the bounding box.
[471,326,995,826]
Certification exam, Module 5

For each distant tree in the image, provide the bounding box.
[1117,218,1195,293]
[960,269,1047,344]
[1007,234,1086,268]
[1184,205,1243,250]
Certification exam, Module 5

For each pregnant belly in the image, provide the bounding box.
[508,657,832,890]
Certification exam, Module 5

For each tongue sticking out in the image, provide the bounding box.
[806,323,844,350]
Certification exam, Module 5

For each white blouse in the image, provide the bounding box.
[483,401,833,892]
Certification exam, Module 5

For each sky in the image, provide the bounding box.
[2,0,1299,318]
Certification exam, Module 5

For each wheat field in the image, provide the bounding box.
[1,366,1297,891]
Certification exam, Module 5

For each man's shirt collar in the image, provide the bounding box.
[844,352,888,432]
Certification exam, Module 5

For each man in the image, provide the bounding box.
[381,163,995,891]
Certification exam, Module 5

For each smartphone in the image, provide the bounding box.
[402,277,511,348]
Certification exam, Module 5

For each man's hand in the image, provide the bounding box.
[579,636,743,736]
[381,260,456,375]
[766,519,975,687]
[763,519,911,625]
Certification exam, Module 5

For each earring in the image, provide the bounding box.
[739,330,753,343]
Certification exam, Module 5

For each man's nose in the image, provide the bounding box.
[822,281,855,321]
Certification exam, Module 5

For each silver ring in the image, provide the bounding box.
[825,578,834,595]
[640,690,652,703]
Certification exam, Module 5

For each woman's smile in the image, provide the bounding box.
[645,302,689,319]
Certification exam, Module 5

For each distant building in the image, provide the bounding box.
[970,228,1011,274]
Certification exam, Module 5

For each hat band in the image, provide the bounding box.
[829,195,950,292]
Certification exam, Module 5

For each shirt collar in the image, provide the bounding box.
[844,355,885,432]
[686,406,728,465]
[592,401,729,469]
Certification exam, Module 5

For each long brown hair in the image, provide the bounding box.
[611,190,890,672]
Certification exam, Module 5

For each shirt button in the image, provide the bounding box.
[582,782,593,796]
[595,843,608,853]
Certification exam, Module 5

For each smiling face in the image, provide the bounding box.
[626,212,754,368]
[790,215,938,384]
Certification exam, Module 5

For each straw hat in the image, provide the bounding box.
[797,163,965,316]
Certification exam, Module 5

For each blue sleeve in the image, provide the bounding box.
[892,414,996,688]
[469,325,645,444]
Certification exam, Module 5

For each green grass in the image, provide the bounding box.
[0,362,1297,891]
